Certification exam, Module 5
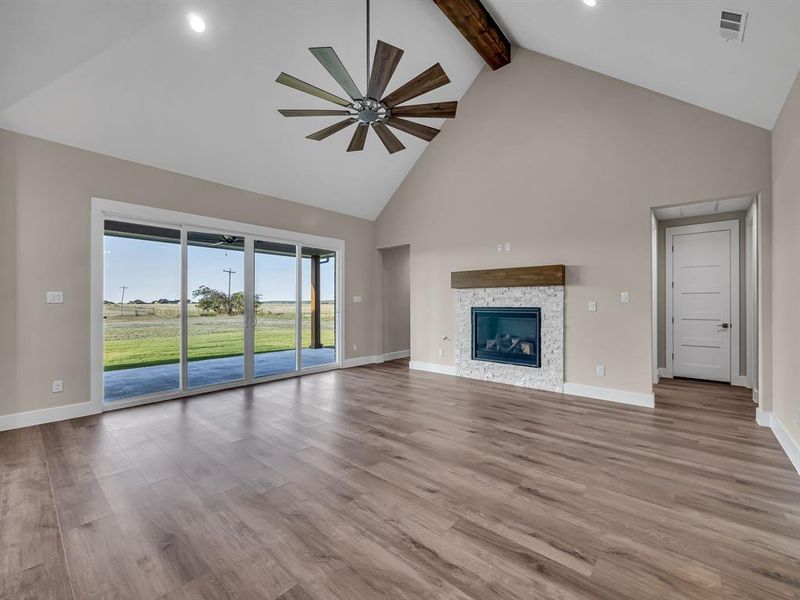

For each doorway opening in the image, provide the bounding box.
[379,244,410,361]
[651,196,758,399]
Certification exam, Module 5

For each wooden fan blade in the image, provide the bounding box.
[306,118,357,141]
[347,124,369,152]
[279,109,352,117]
[276,72,351,107]
[309,47,363,101]
[390,101,457,119]
[381,63,450,108]
[372,123,405,154]
[368,41,404,101]
[387,117,440,142]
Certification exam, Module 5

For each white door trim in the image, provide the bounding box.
[745,201,757,390]
[665,219,741,385]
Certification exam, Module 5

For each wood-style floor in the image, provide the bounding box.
[2,361,799,600]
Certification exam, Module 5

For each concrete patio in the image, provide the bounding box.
[104,347,336,402]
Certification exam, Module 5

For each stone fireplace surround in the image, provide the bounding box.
[455,285,564,392]
[451,265,566,392]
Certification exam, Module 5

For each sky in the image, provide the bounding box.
[104,236,335,303]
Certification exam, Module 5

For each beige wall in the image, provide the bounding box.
[0,129,382,417]
[379,245,411,354]
[656,211,748,374]
[376,49,771,395]
[771,72,800,444]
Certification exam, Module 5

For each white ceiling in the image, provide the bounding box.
[0,0,484,220]
[486,0,800,130]
[1,1,798,220]
[652,195,755,220]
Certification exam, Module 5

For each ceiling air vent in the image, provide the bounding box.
[720,10,747,43]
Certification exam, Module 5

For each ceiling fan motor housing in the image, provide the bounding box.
[354,98,389,124]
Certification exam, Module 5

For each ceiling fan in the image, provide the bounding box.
[275,0,457,154]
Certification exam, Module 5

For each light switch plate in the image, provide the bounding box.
[52,379,64,393]
[589,301,597,312]
[596,365,605,377]
[504,242,512,252]
[620,291,630,303]
[46,291,64,303]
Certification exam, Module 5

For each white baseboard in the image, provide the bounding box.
[563,383,655,408]
[409,361,457,376]
[408,366,653,407]
[756,407,772,427]
[771,414,800,477]
[342,355,381,368]
[0,401,99,432]
[731,375,751,388]
[343,350,410,369]
[382,349,410,361]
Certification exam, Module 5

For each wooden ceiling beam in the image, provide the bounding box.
[433,0,511,71]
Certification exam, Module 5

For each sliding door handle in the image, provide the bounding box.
[720,323,730,329]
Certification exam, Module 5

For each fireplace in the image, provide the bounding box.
[471,307,541,368]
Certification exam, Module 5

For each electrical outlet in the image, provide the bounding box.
[352,295,362,303]
[496,244,503,254]
[52,379,64,393]
[596,365,605,377]
[589,301,597,312]
[620,291,630,303]
[438,348,444,357]
[46,291,64,303]
[352,344,357,351]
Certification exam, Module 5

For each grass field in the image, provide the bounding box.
[103,302,334,371]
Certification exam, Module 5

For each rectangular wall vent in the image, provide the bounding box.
[720,10,747,43]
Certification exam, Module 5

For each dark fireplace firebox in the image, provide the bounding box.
[471,307,541,368]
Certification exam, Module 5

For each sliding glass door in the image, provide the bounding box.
[301,246,337,369]
[103,221,181,402]
[253,240,298,378]
[100,208,341,406]
[187,232,245,388]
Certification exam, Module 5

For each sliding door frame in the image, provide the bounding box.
[90,197,345,413]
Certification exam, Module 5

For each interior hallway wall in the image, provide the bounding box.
[379,245,411,355]
[770,71,800,447]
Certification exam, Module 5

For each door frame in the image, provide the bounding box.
[665,219,741,385]
[90,197,345,413]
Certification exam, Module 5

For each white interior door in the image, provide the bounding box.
[671,228,732,382]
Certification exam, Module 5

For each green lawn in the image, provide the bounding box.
[103,302,334,371]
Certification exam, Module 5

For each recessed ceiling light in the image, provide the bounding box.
[583,0,597,6]
[188,13,206,33]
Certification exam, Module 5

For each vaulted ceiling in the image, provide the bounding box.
[1,1,798,219]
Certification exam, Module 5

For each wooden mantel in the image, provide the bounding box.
[451,265,565,289]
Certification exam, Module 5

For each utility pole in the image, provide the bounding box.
[223,268,236,315]
[119,285,128,316]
